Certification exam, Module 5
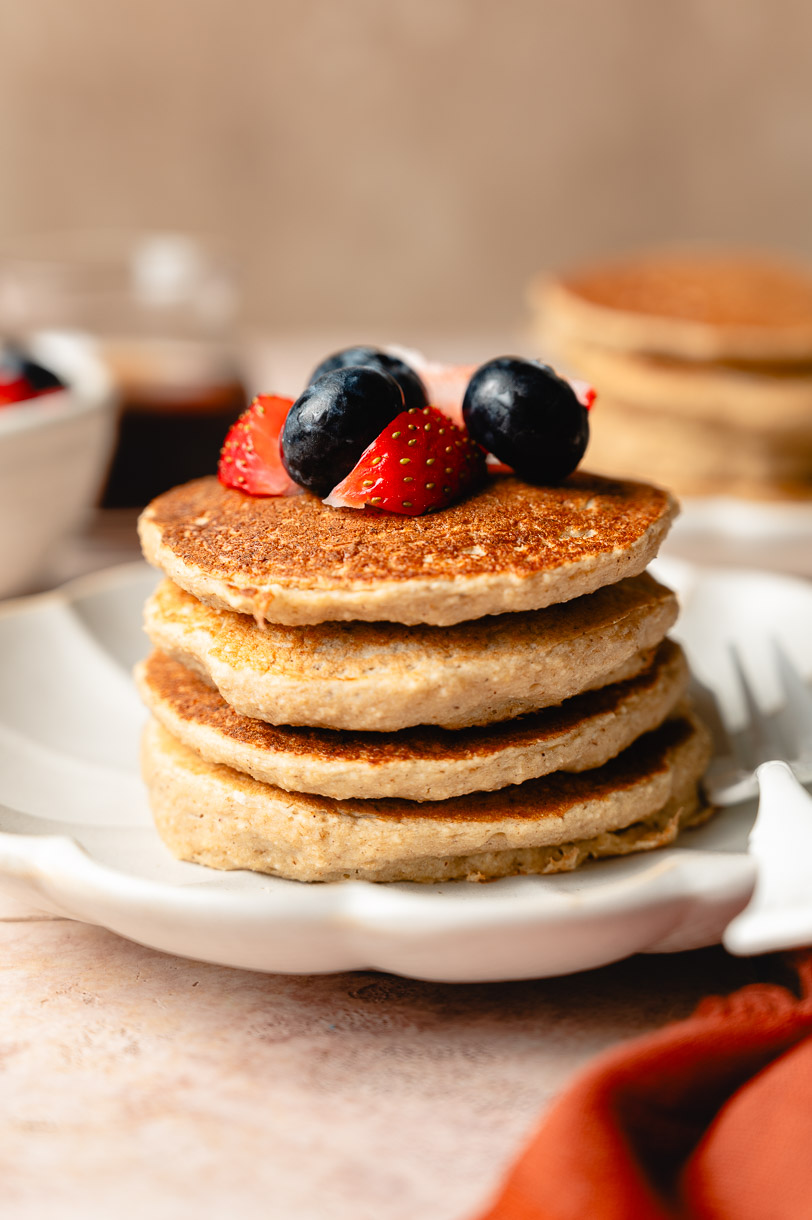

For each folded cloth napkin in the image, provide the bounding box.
[478,954,812,1220]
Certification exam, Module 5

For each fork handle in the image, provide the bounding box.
[748,761,812,907]
[723,761,812,956]
[751,761,812,838]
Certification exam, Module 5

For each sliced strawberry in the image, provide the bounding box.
[570,377,597,410]
[384,347,478,428]
[416,361,477,429]
[218,394,300,496]
[324,405,486,516]
[485,453,514,475]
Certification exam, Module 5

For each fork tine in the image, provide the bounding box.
[688,672,735,757]
[690,669,757,805]
[773,640,812,762]
[729,644,784,767]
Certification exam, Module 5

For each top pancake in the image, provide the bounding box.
[534,250,812,362]
[138,472,676,626]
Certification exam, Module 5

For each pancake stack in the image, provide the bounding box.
[136,471,712,883]
[530,250,812,499]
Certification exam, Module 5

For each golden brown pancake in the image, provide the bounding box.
[585,395,812,499]
[534,250,812,498]
[143,573,677,731]
[533,250,812,361]
[135,639,688,800]
[141,706,712,883]
[547,336,812,434]
[138,473,677,626]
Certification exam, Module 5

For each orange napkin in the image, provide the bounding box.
[478,955,812,1220]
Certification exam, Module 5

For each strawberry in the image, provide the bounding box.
[0,374,37,407]
[324,405,486,516]
[218,394,300,496]
[409,358,477,429]
[570,378,597,410]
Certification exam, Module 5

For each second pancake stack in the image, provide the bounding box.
[136,472,711,883]
[531,250,812,499]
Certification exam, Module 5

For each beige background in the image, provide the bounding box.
[1,0,811,336]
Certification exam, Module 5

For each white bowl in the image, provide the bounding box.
[0,332,116,598]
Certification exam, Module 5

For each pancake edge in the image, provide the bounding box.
[543,334,812,432]
[137,501,677,627]
[142,574,678,731]
[532,269,812,362]
[141,708,712,883]
[134,640,689,800]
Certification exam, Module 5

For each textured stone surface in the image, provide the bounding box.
[0,917,765,1220]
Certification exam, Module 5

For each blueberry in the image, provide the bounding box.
[281,365,405,497]
[20,357,64,393]
[1,344,64,391]
[308,346,428,413]
[462,357,589,484]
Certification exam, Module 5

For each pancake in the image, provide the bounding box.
[547,335,812,434]
[585,396,812,498]
[143,572,678,731]
[138,473,677,627]
[135,639,688,801]
[533,250,812,362]
[140,706,712,883]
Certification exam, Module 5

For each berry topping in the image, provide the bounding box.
[281,366,406,498]
[410,359,477,429]
[0,373,35,406]
[308,346,428,413]
[324,405,486,516]
[0,348,63,406]
[570,377,597,410]
[218,394,299,496]
[20,357,64,394]
[462,357,590,484]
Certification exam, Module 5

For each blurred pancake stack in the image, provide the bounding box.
[530,250,812,499]
[135,468,713,883]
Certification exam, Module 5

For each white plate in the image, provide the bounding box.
[0,560,810,982]
[665,497,812,580]
[675,496,812,539]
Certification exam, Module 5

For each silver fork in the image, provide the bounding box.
[711,641,812,956]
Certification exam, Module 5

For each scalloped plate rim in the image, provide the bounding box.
[2,559,805,980]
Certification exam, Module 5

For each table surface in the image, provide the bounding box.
[4,474,810,1218]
